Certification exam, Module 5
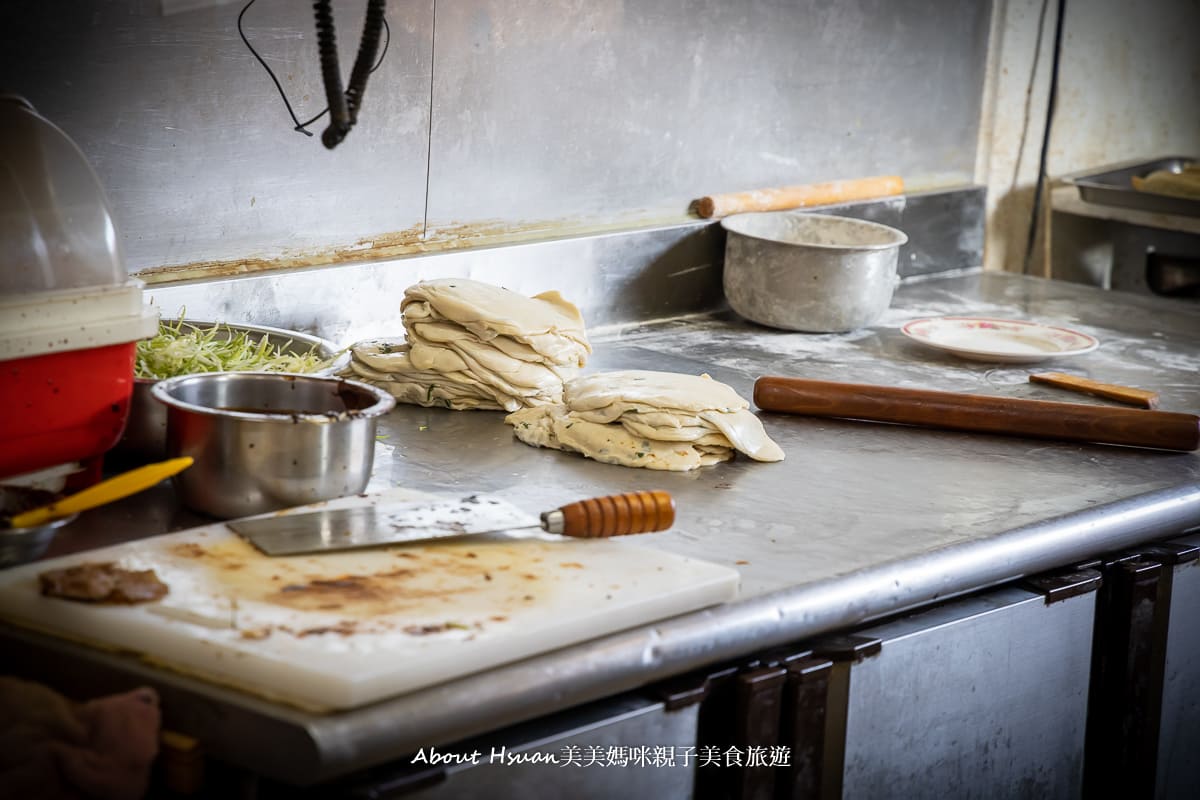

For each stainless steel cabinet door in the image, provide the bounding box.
[831,584,1097,800]
[1151,535,1200,800]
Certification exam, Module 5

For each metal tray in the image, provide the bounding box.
[1068,156,1200,217]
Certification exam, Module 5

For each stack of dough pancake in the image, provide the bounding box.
[342,278,591,411]
[506,370,785,471]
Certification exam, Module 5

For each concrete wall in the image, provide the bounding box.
[979,0,1200,275]
[1048,0,1200,176]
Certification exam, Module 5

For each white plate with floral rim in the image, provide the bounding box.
[900,317,1099,364]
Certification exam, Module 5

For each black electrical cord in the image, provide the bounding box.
[1022,0,1068,275]
[237,0,390,139]
[313,0,349,143]
[316,0,388,149]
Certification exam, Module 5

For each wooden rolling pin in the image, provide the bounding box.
[696,175,904,219]
[753,376,1199,452]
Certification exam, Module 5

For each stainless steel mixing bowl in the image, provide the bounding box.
[721,212,909,332]
[151,372,395,519]
[117,320,348,463]
[0,487,77,568]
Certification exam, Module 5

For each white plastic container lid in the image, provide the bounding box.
[0,95,126,295]
[0,280,159,361]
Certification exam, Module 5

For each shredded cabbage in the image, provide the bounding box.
[135,317,330,380]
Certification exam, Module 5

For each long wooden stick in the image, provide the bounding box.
[696,175,904,219]
[1029,372,1159,409]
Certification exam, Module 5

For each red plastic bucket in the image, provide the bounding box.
[0,341,137,480]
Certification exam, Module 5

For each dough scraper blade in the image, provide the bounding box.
[228,491,676,557]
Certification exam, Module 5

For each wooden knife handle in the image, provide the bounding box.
[547,491,677,538]
[753,376,1200,452]
[1029,372,1160,409]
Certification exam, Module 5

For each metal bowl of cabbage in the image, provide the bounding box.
[115,319,348,463]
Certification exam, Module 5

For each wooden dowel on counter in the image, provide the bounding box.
[696,175,904,219]
[1029,372,1160,409]
[753,376,1199,452]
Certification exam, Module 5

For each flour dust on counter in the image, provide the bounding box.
[341,278,591,411]
[506,370,785,471]
[0,489,739,712]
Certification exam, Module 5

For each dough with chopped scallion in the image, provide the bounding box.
[506,370,784,471]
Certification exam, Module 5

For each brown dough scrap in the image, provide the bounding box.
[38,562,169,604]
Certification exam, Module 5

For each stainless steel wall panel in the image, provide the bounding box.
[422,0,991,236]
[3,0,989,280]
[141,220,725,343]
[140,186,985,343]
[1,0,434,272]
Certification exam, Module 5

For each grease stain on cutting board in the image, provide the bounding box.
[164,535,585,638]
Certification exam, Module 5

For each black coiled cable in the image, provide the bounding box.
[313,0,348,147]
[237,0,390,139]
[315,0,387,150]
[345,0,388,124]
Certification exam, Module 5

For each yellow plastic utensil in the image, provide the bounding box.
[9,457,194,529]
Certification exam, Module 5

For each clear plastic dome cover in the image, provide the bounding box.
[0,95,125,294]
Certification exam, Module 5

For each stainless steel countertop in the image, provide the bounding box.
[21,269,1200,784]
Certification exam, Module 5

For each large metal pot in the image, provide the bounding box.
[118,320,347,463]
[721,212,908,332]
[151,372,394,519]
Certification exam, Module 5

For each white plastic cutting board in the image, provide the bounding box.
[0,490,739,712]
